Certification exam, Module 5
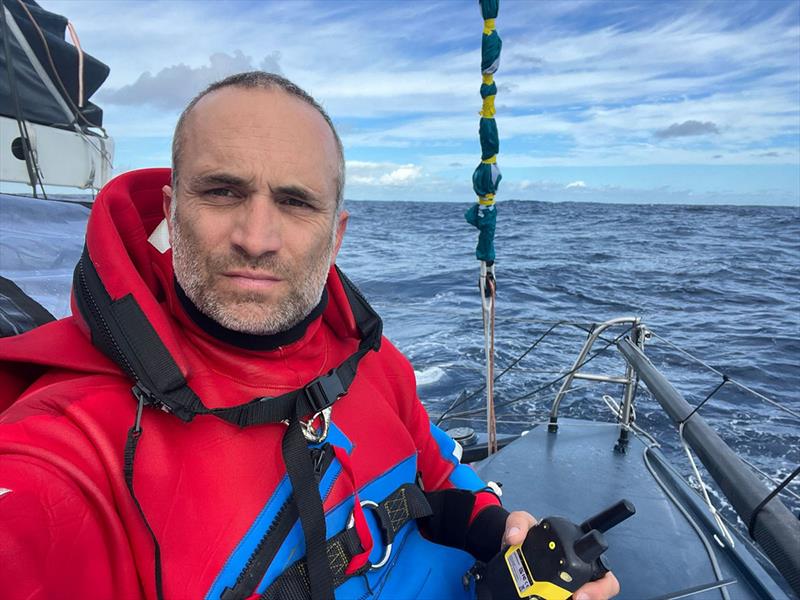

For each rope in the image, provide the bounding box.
[678,421,736,548]
[16,0,100,130]
[739,457,800,503]
[65,21,84,107]
[481,265,497,454]
[642,446,731,600]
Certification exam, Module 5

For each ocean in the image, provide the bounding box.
[2,193,799,518]
[336,199,800,517]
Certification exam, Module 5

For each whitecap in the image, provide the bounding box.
[415,366,445,386]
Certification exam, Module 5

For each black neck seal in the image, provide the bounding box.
[174,277,328,351]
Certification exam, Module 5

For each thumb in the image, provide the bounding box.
[503,511,537,546]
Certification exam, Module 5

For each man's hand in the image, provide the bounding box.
[504,511,620,600]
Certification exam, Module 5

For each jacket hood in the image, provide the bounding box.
[0,168,361,396]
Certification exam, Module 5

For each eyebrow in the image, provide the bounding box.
[188,173,253,190]
[188,173,326,206]
[269,183,322,206]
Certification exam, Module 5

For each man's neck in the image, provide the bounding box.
[174,278,328,351]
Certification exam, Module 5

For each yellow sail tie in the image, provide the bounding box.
[481,95,496,118]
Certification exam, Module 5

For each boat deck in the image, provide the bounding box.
[474,418,789,599]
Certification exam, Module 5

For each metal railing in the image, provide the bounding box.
[547,317,646,442]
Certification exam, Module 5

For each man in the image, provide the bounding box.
[0,72,618,599]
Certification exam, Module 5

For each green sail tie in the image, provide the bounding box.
[465,0,502,263]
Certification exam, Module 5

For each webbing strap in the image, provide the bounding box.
[283,417,334,600]
[262,527,364,600]
[123,424,164,600]
[261,484,432,600]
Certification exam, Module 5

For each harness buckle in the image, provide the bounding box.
[348,500,392,569]
[304,370,346,413]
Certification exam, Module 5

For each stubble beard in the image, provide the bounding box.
[170,207,335,336]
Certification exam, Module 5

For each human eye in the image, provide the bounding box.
[280,196,311,208]
[205,188,236,198]
[199,188,248,206]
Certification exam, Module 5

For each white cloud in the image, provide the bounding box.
[346,161,422,187]
[379,165,422,185]
[565,181,587,189]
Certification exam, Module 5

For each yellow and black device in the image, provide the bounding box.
[482,500,635,599]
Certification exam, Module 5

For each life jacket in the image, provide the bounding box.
[0,168,504,600]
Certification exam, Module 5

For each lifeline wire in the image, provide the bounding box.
[442,326,632,422]
[434,321,561,426]
[678,375,730,425]
[435,317,621,422]
[650,331,800,420]
[437,322,595,422]
[748,464,800,539]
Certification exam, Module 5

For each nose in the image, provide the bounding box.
[230,195,283,258]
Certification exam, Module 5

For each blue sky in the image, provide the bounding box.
[37,0,800,205]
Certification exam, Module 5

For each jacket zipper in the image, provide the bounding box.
[78,257,136,378]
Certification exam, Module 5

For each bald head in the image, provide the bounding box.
[170,71,345,211]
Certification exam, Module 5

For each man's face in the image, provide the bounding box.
[162,87,347,335]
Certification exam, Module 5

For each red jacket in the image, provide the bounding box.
[0,169,504,600]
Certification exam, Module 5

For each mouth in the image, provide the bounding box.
[222,270,283,290]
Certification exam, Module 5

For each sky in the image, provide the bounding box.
[31,0,800,205]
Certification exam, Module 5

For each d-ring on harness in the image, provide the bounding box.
[74,248,383,600]
[348,501,392,568]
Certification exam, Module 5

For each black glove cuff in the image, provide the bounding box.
[466,504,510,562]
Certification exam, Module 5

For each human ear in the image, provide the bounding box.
[331,210,349,264]
[162,185,174,241]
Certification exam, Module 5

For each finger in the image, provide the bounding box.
[572,571,620,600]
[503,511,538,546]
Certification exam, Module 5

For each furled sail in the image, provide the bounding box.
[465,0,502,454]
[0,0,109,129]
[1,0,114,192]
[465,0,501,263]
